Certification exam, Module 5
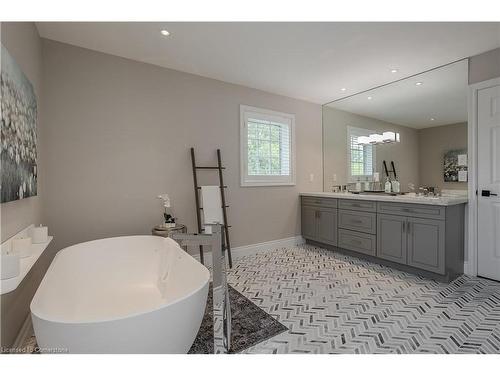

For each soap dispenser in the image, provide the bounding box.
[384,178,392,193]
[391,178,400,193]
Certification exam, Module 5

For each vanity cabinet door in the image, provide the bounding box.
[377,214,407,264]
[406,217,445,275]
[301,205,318,240]
[317,207,338,246]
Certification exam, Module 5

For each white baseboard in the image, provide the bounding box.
[191,235,305,267]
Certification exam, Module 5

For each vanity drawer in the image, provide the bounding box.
[301,196,337,208]
[377,202,446,220]
[338,229,376,256]
[338,210,376,234]
[338,199,376,212]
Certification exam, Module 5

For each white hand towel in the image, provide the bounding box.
[201,186,224,227]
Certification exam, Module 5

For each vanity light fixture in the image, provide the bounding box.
[368,134,383,144]
[358,132,401,145]
[382,131,396,143]
[357,136,371,145]
[160,29,170,36]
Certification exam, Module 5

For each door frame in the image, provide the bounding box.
[466,77,500,276]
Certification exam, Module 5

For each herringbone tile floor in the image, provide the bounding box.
[228,244,500,354]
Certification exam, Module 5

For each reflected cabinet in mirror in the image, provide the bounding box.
[322,60,469,195]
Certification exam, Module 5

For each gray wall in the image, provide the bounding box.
[469,47,500,84]
[322,106,420,191]
[418,122,468,190]
[0,22,56,349]
[41,39,323,255]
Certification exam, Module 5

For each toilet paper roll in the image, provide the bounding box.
[1,252,20,280]
[12,237,32,258]
[30,226,48,244]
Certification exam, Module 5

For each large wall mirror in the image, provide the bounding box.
[322,59,469,194]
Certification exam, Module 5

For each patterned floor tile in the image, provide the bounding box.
[227,245,500,354]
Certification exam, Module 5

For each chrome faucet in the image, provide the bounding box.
[172,223,231,354]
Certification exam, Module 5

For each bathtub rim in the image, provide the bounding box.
[30,235,210,325]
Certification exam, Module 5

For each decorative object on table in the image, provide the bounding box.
[444,149,468,182]
[1,251,20,280]
[157,193,176,228]
[1,45,38,203]
[12,237,32,258]
[29,225,49,244]
[190,147,233,268]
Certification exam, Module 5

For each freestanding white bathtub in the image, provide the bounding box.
[30,235,210,354]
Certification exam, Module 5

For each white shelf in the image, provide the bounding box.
[1,224,53,295]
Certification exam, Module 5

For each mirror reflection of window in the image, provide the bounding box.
[347,126,375,182]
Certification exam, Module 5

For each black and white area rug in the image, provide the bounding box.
[189,285,287,354]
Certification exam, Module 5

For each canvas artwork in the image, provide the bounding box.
[443,148,467,182]
[1,45,38,202]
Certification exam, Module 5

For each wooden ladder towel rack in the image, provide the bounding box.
[190,147,233,268]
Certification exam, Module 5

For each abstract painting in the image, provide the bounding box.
[1,45,38,202]
[443,148,467,182]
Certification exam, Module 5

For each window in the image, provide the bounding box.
[347,126,376,182]
[240,105,295,186]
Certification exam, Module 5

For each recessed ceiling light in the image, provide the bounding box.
[160,29,170,36]
[367,96,373,100]
[341,88,347,92]
[430,117,435,121]
[415,82,423,86]
[390,69,398,73]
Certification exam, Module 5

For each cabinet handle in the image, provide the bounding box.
[351,219,363,224]
[402,221,406,233]
[317,211,321,218]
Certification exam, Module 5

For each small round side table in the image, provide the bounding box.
[152,224,188,251]
[151,224,187,238]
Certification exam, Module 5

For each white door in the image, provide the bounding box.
[477,83,500,281]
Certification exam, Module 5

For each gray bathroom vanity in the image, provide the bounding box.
[301,192,467,281]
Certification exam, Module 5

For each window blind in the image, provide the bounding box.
[347,126,375,180]
[247,117,290,177]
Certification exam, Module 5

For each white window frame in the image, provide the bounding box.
[240,105,296,187]
[347,126,376,182]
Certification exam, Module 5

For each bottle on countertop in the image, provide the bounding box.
[355,178,362,192]
[384,178,392,193]
[364,177,371,191]
[391,178,400,193]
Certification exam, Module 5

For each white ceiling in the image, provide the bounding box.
[36,22,500,104]
[326,60,469,129]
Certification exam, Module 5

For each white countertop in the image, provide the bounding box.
[300,191,468,206]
